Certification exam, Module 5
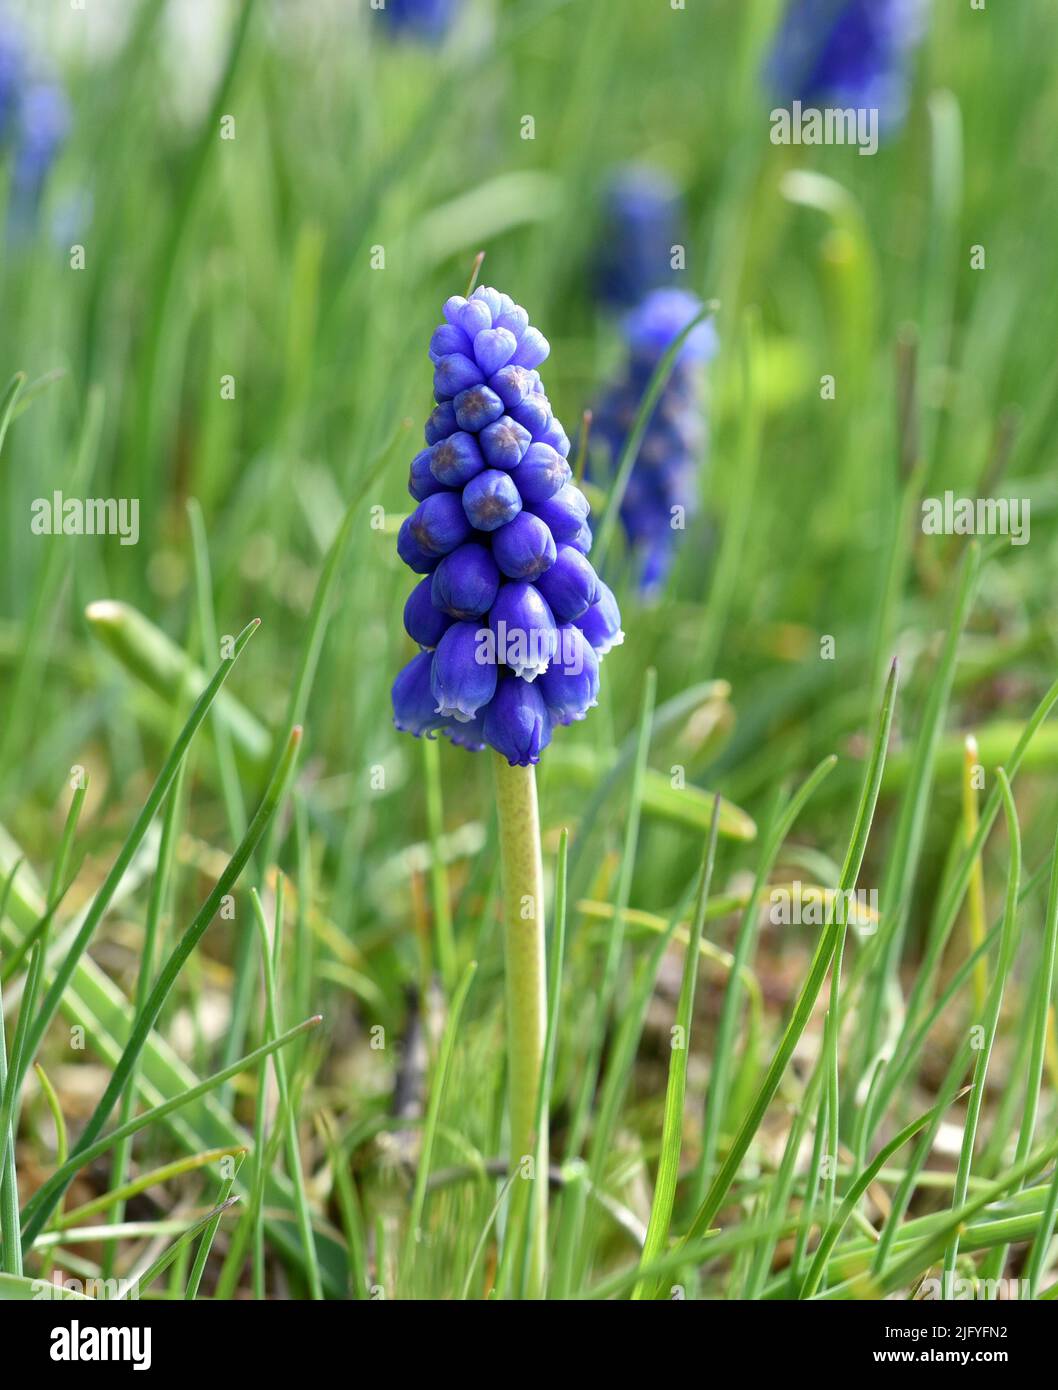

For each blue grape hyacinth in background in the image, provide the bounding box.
[0,20,68,230]
[767,0,927,129]
[596,163,684,311]
[378,0,460,44]
[591,288,717,598]
[392,286,622,767]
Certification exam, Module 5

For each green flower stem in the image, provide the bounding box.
[493,752,548,1291]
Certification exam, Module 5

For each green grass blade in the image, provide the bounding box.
[0,864,22,1275]
[20,726,302,1249]
[683,657,898,1243]
[187,498,249,841]
[853,546,980,1113]
[185,1155,245,1300]
[568,667,656,1157]
[102,760,186,1274]
[18,1015,321,1238]
[250,884,322,1299]
[57,1146,244,1231]
[0,372,26,462]
[633,796,721,1299]
[19,616,261,1090]
[871,1129,1058,1299]
[0,780,88,1194]
[800,1086,971,1299]
[86,601,270,771]
[405,960,478,1273]
[423,736,456,992]
[942,768,1022,1287]
[697,754,838,1202]
[119,1198,241,1300]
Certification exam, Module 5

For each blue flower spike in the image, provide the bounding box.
[0,22,68,232]
[377,0,460,45]
[597,163,686,310]
[766,0,927,132]
[393,284,621,764]
[592,287,717,597]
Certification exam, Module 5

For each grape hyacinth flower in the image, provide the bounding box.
[391,281,622,1289]
[377,0,459,44]
[766,0,927,132]
[11,79,67,197]
[596,163,685,310]
[0,23,68,231]
[393,284,620,765]
[591,287,717,597]
[0,28,22,133]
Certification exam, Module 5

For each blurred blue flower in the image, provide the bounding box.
[0,27,23,134]
[13,80,68,195]
[378,0,459,44]
[591,288,717,597]
[767,0,926,128]
[0,20,68,230]
[393,286,621,765]
[596,163,685,310]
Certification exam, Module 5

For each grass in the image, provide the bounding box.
[1,0,1058,1301]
